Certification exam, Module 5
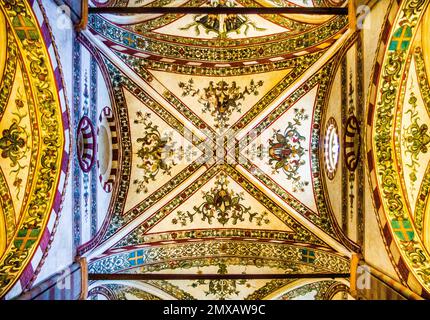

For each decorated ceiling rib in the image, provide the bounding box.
[367,0,430,297]
[0,0,68,298]
[78,0,358,297]
[89,0,348,66]
[87,278,349,300]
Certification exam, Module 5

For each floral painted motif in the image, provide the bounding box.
[402,92,430,186]
[268,108,309,192]
[179,0,265,39]
[0,90,30,199]
[172,172,269,226]
[190,264,251,300]
[133,112,181,193]
[179,78,263,129]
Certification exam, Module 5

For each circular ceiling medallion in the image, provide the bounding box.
[97,107,118,193]
[324,117,340,180]
[343,115,361,172]
[77,116,96,173]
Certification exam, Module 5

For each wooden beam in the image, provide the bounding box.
[349,253,360,298]
[75,0,88,31]
[88,6,348,15]
[348,0,357,32]
[89,273,350,281]
[77,257,88,300]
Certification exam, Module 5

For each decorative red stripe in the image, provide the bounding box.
[19,263,34,289]
[383,222,392,247]
[53,189,62,214]
[112,149,119,160]
[397,258,410,283]
[367,103,374,125]
[373,188,381,210]
[367,150,374,172]
[39,228,51,252]
[373,62,381,86]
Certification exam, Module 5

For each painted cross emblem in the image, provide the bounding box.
[389,26,412,51]
[13,228,40,251]
[391,219,414,241]
[128,250,145,266]
[12,15,38,41]
[301,248,315,263]
[122,32,135,47]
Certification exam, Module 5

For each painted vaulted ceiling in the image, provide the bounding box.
[367,0,430,297]
[3,0,430,300]
[79,0,357,299]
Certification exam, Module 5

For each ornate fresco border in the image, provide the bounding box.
[21,0,73,293]
[101,283,161,300]
[414,47,430,113]
[87,12,347,63]
[72,31,82,254]
[119,50,325,77]
[89,241,350,275]
[0,0,69,298]
[114,228,302,247]
[366,0,430,297]
[364,0,407,291]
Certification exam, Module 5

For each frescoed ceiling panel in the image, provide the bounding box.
[367,0,430,297]
[322,60,342,228]
[0,0,68,298]
[124,86,204,212]
[273,279,348,300]
[0,12,5,79]
[241,85,318,211]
